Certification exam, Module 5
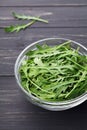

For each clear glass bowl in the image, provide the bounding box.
[14,38,87,111]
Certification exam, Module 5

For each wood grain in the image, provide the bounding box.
[0,7,87,28]
[1,0,87,7]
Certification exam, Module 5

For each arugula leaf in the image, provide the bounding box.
[19,41,87,102]
[12,12,48,23]
[5,20,35,32]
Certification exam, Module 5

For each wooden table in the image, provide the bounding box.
[0,0,87,130]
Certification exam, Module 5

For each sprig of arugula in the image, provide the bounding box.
[19,41,87,102]
[5,20,35,33]
[5,12,48,32]
[12,12,48,23]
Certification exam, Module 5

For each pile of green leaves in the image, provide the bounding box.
[19,41,87,102]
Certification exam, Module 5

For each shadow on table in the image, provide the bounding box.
[22,98,87,130]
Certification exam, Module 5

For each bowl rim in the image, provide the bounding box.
[14,37,87,105]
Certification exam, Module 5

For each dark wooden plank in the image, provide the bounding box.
[1,0,87,7]
[0,28,87,49]
[0,77,87,130]
[0,28,87,76]
[0,7,87,28]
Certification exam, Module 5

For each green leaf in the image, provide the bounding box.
[12,12,48,23]
[5,20,35,32]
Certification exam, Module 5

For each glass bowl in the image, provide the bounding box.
[14,38,87,111]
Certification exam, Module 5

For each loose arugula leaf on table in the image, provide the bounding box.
[4,12,48,32]
[5,20,35,32]
[12,12,48,23]
[19,41,87,102]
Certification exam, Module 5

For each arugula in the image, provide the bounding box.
[19,41,87,101]
[12,12,48,23]
[5,20,35,33]
[5,12,48,32]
